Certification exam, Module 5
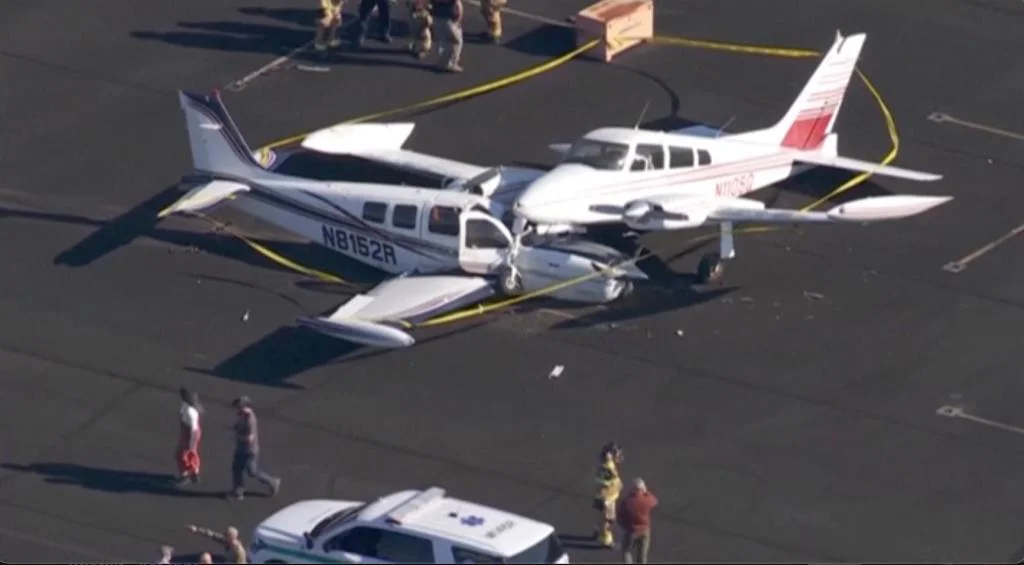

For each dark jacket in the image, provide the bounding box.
[617,490,658,534]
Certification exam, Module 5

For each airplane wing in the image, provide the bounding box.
[301,122,490,183]
[618,194,952,230]
[296,274,496,348]
[705,195,954,223]
[793,153,943,182]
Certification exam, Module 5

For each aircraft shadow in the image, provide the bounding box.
[129,11,422,71]
[51,183,183,268]
[543,284,737,331]
[186,316,494,388]
[0,462,222,498]
[1,204,381,290]
[478,24,576,58]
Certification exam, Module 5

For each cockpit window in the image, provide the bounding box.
[562,139,631,171]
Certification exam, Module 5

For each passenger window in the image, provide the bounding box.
[465,218,509,249]
[375,531,436,563]
[392,204,418,230]
[635,144,666,169]
[428,206,460,236]
[323,526,384,555]
[452,546,502,564]
[362,201,387,224]
[697,149,712,166]
[668,146,694,168]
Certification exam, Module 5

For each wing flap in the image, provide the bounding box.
[302,122,487,182]
[795,153,943,181]
[301,122,416,153]
[157,180,250,218]
[296,275,496,348]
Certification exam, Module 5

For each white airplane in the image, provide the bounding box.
[300,31,952,285]
[157,90,649,349]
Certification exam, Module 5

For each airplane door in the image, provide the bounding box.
[458,210,513,275]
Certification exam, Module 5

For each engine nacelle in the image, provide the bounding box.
[621,199,708,231]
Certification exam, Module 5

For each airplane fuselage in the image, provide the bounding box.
[515,137,813,226]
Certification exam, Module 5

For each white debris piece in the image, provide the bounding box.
[675,329,684,337]
[242,309,250,322]
[803,291,824,300]
[548,365,564,380]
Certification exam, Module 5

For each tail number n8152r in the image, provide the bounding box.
[321,225,396,265]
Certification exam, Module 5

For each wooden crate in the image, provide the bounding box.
[574,0,654,62]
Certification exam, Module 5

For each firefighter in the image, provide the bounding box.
[406,0,433,59]
[479,0,506,43]
[314,0,345,53]
[593,441,624,548]
[175,387,202,486]
[186,524,247,564]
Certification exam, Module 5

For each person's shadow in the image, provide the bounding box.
[1,462,221,498]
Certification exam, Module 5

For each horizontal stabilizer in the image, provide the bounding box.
[795,153,943,182]
[157,180,250,218]
[297,316,416,348]
[301,122,416,154]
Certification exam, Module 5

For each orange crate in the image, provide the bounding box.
[574,0,654,62]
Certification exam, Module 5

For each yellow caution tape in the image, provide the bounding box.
[193,32,900,332]
[190,211,347,285]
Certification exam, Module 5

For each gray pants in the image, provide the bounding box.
[431,17,463,68]
[623,530,651,564]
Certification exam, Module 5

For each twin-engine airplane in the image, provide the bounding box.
[302,31,952,285]
[158,90,648,349]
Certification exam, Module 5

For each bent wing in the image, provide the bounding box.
[296,274,495,348]
[301,122,489,183]
[707,195,953,223]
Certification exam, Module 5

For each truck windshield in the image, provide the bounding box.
[310,504,368,538]
[505,533,566,564]
[562,139,630,171]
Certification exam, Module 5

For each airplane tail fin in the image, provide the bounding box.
[178,90,269,179]
[768,31,866,151]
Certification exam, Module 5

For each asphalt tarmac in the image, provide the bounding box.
[3,0,1024,562]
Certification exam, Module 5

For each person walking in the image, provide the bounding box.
[617,478,659,564]
[354,0,393,48]
[175,387,202,486]
[228,395,282,501]
[428,0,464,72]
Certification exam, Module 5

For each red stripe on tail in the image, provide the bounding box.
[781,113,833,150]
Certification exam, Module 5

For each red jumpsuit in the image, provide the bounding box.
[177,402,202,478]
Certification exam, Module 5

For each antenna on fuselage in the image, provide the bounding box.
[633,99,652,130]
[715,116,736,138]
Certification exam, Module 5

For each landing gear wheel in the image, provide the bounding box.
[499,267,524,296]
[696,252,724,285]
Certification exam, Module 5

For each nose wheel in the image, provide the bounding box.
[696,252,724,285]
[499,265,524,295]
